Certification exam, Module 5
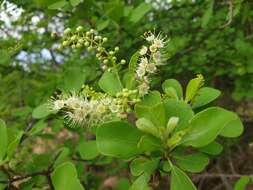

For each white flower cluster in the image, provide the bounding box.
[136,32,167,96]
[51,89,139,127]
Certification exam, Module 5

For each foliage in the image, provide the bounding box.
[0,0,252,189]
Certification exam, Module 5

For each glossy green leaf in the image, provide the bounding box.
[98,71,123,96]
[171,165,197,190]
[51,162,85,190]
[162,79,183,99]
[129,173,151,190]
[7,131,23,159]
[136,118,160,138]
[96,121,142,159]
[0,120,8,162]
[192,87,221,108]
[182,107,238,147]
[164,99,194,132]
[129,51,139,73]
[130,157,159,176]
[220,114,244,137]
[199,141,223,155]
[185,75,204,103]
[137,135,162,153]
[173,153,209,173]
[77,140,99,160]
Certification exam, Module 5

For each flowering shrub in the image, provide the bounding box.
[48,27,244,189]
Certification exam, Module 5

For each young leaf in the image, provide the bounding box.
[129,51,139,73]
[77,140,99,160]
[130,157,159,176]
[136,118,160,138]
[48,1,68,9]
[182,107,238,147]
[0,120,8,162]
[164,99,194,132]
[129,173,151,190]
[29,120,47,135]
[51,162,85,190]
[171,165,197,190]
[173,153,209,173]
[162,79,183,99]
[185,74,204,103]
[98,71,123,96]
[130,3,152,23]
[199,141,223,155]
[192,87,221,109]
[96,121,142,159]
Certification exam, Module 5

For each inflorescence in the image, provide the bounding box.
[53,27,169,127]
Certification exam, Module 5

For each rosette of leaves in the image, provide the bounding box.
[96,75,244,189]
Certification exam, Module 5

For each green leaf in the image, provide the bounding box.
[130,157,159,176]
[136,118,160,138]
[162,79,183,99]
[129,51,139,73]
[51,162,85,190]
[192,87,221,108]
[98,71,123,96]
[199,141,223,155]
[116,178,131,190]
[29,120,47,135]
[48,0,68,9]
[129,173,151,190]
[220,114,244,137]
[0,120,8,162]
[234,176,250,190]
[122,71,137,90]
[185,75,204,103]
[77,140,99,160]
[32,103,52,119]
[137,135,162,153]
[7,131,23,159]
[164,99,194,132]
[171,165,197,190]
[182,107,238,147]
[135,91,165,127]
[62,67,86,92]
[130,3,152,23]
[54,147,70,167]
[96,121,142,159]
[173,153,209,173]
[70,0,82,6]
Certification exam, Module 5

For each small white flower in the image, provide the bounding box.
[138,82,150,95]
[53,100,65,110]
[146,64,157,73]
[109,103,120,113]
[146,34,155,42]
[140,46,148,55]
[152,51,161,63]
[139,57,149,67]
[153,38,164,48]
[149,44,157,53]
[136,66,146,78]
[66,97,82,109]
[96,104,107,114]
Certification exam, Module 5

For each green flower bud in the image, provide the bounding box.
[120,59,126,64]
[76,26,83,32]
[109,51,114,55]
[102,37,108,42]
[114,46,119,52]
[64,28,71,35]
[87,46,93,52]
[84,41,89,46]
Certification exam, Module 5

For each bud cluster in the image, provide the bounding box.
[136,31,168,96]
[59,27,126,70]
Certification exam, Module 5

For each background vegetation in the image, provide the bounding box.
[0,0,253,189]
